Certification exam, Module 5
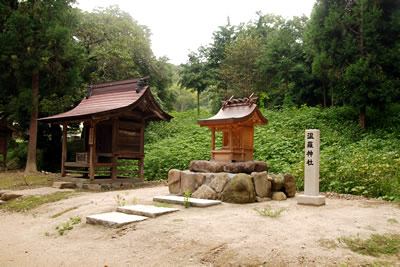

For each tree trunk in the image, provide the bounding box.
[25,70,39,173]
[360,105,366,129]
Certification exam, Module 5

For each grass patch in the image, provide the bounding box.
[154,202,172,208]
[0,191,75,212]
[318,238,338,249]
[253,206,286,218]
[50,206,78,218]
[339,234,400,256]
[0,172,58,190]
[173,218,184,222]
[387,218,398,224]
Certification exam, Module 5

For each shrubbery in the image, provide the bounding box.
[143,106,400,201]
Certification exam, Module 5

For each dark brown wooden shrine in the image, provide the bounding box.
[0,118,15,166]
[198,95,267,162]
[39,77,172,183]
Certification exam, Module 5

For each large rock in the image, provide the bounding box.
[0,190,10,197]
[284,173,296,197]
[210,173,229,193]
[189,160,224,173]
[251,171,271,198]
[272,191,287,201]
[223,161,268,174]
[270,174,285,191]
[221,174,256,203]
[179,171,205,195]
[192,184,217,200]
[168,169,181,194]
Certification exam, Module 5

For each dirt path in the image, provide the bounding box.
[0,185,399,266]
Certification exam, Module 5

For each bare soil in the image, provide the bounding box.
[0,185,400,266]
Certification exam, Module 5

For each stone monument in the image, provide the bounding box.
[297,129,325,206]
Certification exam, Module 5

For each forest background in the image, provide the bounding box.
[0,0,399,200]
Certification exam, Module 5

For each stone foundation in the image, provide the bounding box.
[168,164,296,203]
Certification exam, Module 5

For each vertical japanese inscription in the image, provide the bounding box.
[304,129,320,196]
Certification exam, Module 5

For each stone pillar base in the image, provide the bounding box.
[297,194,326,206]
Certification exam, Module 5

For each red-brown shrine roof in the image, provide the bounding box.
[198,96,268,126]
[39,77,172,123]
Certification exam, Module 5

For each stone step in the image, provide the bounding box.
[52,182,75,189]
[117,205,179,218]
[86,212,147,228]
[153,196,222,207]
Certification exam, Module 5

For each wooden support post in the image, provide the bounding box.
[89,122,97,182]
[138,158,144,181]
[228,127,233,152]
[111,119,118,180]
[61,123,67,177]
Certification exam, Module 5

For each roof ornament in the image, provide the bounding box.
[86,85,93,99]
[136,78,148,93]
[221,92,258,110]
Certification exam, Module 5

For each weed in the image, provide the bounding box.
[183,189,191,208]
[44,232,50,237]
[253,206,286,218]
[0,191,75,212]
[339,233,400,256]
[115,194,126,206]
[131,196,137,205]
[56,216,81,236]
[173,218,184,222]
[70,216,81,225]
[387,218,398,224]
[318,238,338,249]
[154,203,172,208]
[50,206,78,218]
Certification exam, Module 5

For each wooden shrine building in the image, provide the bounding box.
[198,95,267,162]
[0,118,16,167]
[39,77,172,183]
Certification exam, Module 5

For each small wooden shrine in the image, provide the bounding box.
[39,77,172,183]
[197,94,267,162]
[0,118,15,166]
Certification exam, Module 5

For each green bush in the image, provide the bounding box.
[143,106,400,201]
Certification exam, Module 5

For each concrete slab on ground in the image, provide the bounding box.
[86,212,147,228]
[117,205,179,218]
[153,196,222,207]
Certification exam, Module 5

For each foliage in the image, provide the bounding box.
[183,189,191,208]
[253,206,286,218]
[143,106,400,201]
[74,6,175,110]
[339,234,400,256]
[56,216,81,235]
[115,194,126,206]
[0,191,75,212]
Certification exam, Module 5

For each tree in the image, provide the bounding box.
[74,6,175,110]
[179,52,211,115]
[220,34,263,96]
[0,0,83,172]
[305,0,400,128]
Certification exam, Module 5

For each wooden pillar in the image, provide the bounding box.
[228,127,233,152]
[138,158,144,181]
[211,127,215,160]
[61,123,67,177]
[111,119,118,180]
[89,122,97,182]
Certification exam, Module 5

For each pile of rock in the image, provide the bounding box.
[168,160,296,204]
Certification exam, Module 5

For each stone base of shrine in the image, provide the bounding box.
[297,194,326,206]
[168,160,297,204]
[58,176,144,191]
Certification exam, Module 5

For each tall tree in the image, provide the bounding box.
[74,6,175,110]
[179,52,211,115]
[0,0,83,172]
[305,0,400,128]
